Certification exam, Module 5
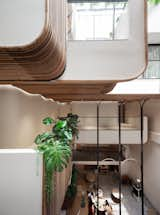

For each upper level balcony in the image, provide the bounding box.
[0,0,147,85]
[0,0,159,101]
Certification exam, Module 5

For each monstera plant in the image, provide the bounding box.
[148,0,160,4]
[34,113,79,204]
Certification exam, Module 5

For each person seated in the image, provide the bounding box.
[87,192,95,215]
[87,189,113,215]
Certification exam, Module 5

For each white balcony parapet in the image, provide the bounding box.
[75,117,148,145]
[0,149,43,215]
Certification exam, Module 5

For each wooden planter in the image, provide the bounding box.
[43,160,72,215]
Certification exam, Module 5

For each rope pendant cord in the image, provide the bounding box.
[118,102,122,215]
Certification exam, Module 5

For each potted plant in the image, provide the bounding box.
[34,113,79,205]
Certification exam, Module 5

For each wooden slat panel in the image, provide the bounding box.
[12,81,116,101]
[1,81,160,102]
[0,0,66,81]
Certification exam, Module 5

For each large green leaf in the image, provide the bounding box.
[64,130,72,140]
[43,117,54,125]
[42,142,72,202]
[55,120,67,129]
[34,134,42,145]
[35,113,79,204]
[45,144,71,172]
[34,132,54,145]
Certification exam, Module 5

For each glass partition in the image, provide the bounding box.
[68,102,154,214]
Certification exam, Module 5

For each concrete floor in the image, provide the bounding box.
[65,167,158,215]
[99,173,158,215]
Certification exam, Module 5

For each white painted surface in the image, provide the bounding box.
[148,4,160,33]
[114,2,160,44]
[148,4,160,44]
[76,117,148,145]
[63,0,146,81]
[0,0,45,46]
[116,3,160,44]
[150,131,160,144]
[109,79,160,94]
[0,149,43,215]
[72,101,118,117]
[0,85,58,148]
[115,2,160,44]
[115,5,129,40]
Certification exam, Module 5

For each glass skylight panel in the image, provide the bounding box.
[141,45,160,79]
[144,62,160,79]
[68,1,129,40]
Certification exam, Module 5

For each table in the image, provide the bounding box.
[111,188,123,204]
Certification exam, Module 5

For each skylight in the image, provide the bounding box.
[68,1,128,40]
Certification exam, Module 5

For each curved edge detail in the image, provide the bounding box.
[0,0,66,81]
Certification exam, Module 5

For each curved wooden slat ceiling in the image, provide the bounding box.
[0,0,147,100]
[0,0,66,81]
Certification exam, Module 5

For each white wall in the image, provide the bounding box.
[0,0,45,46]
[110,79,160,94]
[0,149,43,215]
[72,101,118,127]
[72,101,118,117]
[62,0,147,81]
[148,3,160,44]
[0,85,58,148]
[126,100,160,212]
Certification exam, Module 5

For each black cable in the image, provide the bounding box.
[140,101,145,215]
[118,102,122,215]
[68,0,128,3]
[96,103,100,215]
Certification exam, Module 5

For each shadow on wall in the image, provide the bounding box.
[0,85,59,148]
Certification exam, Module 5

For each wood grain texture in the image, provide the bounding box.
[43,161,72,215]
[0,0,66,81]
[1,80,159,102]
[11,81,116,101]
[3,81,158,102]
[1,78,159,102]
